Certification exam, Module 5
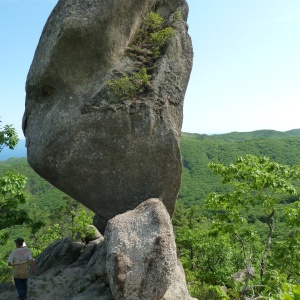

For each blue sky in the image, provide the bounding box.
[0,0,299,138]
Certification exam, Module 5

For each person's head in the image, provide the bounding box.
[14,237,24,248]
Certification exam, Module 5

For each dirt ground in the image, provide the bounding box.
[0,266,84,300]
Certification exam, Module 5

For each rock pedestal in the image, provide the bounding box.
[106,199,177,300]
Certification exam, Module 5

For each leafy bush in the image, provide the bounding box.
[0,261,12,283]
[0,119,18,152]
[136,11,175,58]
[144,11,164,31]
[0,171,29,230]
[133,67,151,88]
[172,11,181,22]
[150,27,174,58]
[188,283,229,300]
[108,74,136,99]
[108,68,151,100]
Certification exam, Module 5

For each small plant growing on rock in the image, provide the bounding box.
[150,27,174,58]
[172,11,181,22]
[108,74,136,99]
[135,11,175,58]
[133,67,151,90]
[144,11,164,31]
[108,68,151,100]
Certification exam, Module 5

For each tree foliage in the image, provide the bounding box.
[0,171,29,231]
[175,154,300,299]
[139,11,174,58]
[0,120,29,246]
[0,119,18,152]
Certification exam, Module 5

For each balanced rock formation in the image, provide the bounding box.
[23,0,193,233]
[0,199,196,300]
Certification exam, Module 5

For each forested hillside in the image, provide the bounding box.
[179,132,300,207]
[183,128,300,142]
[176,130,300,299]
[0,157,67,214]
[2,129,300,299]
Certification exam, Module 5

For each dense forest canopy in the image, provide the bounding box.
[179,130,300,207]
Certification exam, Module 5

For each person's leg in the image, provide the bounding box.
[14,277,23,298]
[21,278,28,299]
[14,278,27,299]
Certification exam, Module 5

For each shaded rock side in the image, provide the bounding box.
[35,237,83,275]
[162,261,198,300]
[23,0,193,233]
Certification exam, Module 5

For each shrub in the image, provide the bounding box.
[136,12,175,58]
[108,68,151,100]
[108,74,136,99]
[150,27,174,58]
[188,283,229,300]
[172,11,181,22]
[144,11,164,31]
[133,67,151,88]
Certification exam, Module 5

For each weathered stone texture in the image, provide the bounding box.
[23,0,193,233]
[105,198,177,300]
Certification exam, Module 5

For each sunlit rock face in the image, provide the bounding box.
[23,0,193,233]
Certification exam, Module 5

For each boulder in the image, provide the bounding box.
[76,224,102,244]
[23,0,193,233]
[105,198,177,300]
[35,237,83,275]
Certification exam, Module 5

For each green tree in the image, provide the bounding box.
[0,120,29,246]
[0,120,29,283]
[269,201,300,282]
[28,195,94,256]
[0,172,29,231]
[0,119,18,152]
[136,11,175,58]
[205,154,300,298]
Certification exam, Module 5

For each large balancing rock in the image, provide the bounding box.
[23,0,193,233]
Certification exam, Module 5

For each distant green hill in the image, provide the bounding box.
[0,157,67,214]
[182,128,300,142]
[179,131,300,207]
[0,139,26,161]
[2,130,299,293]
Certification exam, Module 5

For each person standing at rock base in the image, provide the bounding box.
[8,237,36,300]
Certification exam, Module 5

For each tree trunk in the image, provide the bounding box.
[260,208,275,282]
